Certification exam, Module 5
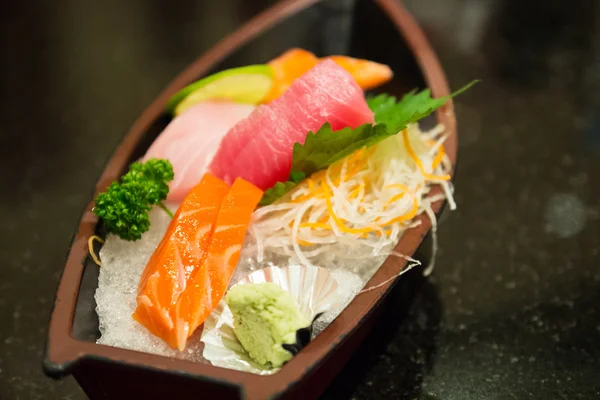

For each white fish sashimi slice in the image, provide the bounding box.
[144,101,255,202]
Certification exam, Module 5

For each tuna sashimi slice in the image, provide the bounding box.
[132,174,229,349]
[143,101,255,203]
[174,178,263,350]
[208,59,374,190]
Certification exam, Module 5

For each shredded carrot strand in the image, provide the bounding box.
[348,182,365,199]
[384,192,406,208]
[322,182,377,234]
[311,170,327,184]
[329,147,370,186]
[402,130,450,181]
[292,192,320,203]
[360,229,393,238]
[299,222,331,230]
[346,151,368,176]
[382,183,409,209]
[432,145,446,169]
[381,197,419,227]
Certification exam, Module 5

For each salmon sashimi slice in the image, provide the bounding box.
[326,55,393,90]
[264,48,319,102]
[264,48,393,102]
[174,178,263,350]
[133,174,230,349]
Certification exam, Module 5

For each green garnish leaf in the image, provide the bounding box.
[260,81,479,205]
[259,181,298,206]
[93,158,174,241]
[367,80,480,131]
[289,171,306,183]
[291,122,392,178]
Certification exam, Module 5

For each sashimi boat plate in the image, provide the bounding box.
[43,0,460,399]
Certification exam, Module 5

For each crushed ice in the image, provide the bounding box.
[96,207,405,361]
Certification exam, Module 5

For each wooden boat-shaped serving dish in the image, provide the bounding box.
[44,0,457,398]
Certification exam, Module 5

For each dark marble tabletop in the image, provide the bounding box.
[1,0,599,399]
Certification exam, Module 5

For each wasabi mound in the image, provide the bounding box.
[226,282,310,368]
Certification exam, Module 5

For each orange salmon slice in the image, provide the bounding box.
[174,178,263,350]
[264,48,393,102]
[133,174,229,349]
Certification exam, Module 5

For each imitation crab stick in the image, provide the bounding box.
[133,175,263,350]
[264,48,393,102]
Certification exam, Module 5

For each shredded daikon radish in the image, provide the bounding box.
[249,122,454,275]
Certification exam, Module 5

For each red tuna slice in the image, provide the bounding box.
[208,59,374,190]
[143,101,255,203]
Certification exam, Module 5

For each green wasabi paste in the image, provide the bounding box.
[226,282,310,368]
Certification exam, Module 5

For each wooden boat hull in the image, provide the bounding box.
[44,0,457,399]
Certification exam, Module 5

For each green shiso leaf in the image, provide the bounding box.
[259,81,479,205]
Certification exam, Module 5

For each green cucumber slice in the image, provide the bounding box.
[166,65,274,115]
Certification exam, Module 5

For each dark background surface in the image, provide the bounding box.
[1,0,600,399]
